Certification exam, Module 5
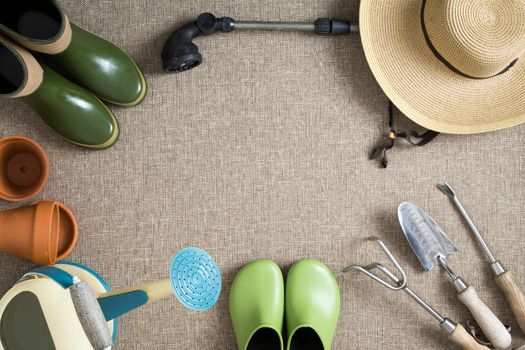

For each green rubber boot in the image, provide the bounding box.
[0,37,119,149]
[285,260,340,350]
[229,260,284,350]
[0,0,146,106]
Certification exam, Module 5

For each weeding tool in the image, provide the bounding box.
[439,182,525,334]
[398,202,511,349]
[344,238,489,350]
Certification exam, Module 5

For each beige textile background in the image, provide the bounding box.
[1,0,525,349]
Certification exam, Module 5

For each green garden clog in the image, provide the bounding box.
[229,260,284,350]
[0,37,119,149]
[285,260,340,350]
[0,0,146,106]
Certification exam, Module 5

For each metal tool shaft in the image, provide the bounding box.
[234,19,359,34]
[438,256,468,292]
[406,288,452,326]
[453,198,496,263]
[345,239,459,335]
[235,21,315,31]
[373,263,445,323]
[438,183,506,276]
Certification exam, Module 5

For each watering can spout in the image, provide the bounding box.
[97,280,173,321]
[95,247,222,319]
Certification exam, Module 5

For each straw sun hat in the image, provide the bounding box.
[360,0,525,134]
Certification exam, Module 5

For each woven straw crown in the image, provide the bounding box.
[424,0,525,78]
[359,0,525,134]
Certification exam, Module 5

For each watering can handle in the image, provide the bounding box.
[457,286,511,349]
[25,266,75,288]
[495,271,525,334]
[447,324,490,350]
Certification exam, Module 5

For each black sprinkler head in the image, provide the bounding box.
[161,13,234,73]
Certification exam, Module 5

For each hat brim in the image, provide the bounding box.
[360,0,525,134]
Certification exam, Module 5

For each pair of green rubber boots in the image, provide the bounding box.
[0,0,146,149]
[229,259,340,350]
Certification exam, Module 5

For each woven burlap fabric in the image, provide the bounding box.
[1,0,524,349]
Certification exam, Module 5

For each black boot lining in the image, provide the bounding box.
[289,327,324,350]
[0,44,24,95]
[0,0,61,40]
[247,327,281,350]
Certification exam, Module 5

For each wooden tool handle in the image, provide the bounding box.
[448,324,490,350]
[496,271,525,334]
[457,286,511,349]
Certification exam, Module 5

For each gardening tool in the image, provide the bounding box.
[70,247,221,348]
[0,200,78,264]
[95,247,222,317]
[439,182,525,334]
[0,261,118,350]
[162,12,358,73]
[398,202,511,349]
[0,135,49,202]
[344,238,489,350]
[0,247,221,350]
[465,319,513,348]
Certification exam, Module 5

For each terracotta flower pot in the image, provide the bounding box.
[0,135,49,202]
[0,200,78,265]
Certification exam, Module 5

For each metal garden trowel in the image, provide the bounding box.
[398,202,511,350]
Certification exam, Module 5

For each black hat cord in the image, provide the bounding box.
[370,101,440,168]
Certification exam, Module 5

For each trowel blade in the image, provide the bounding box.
[398,202,457,272]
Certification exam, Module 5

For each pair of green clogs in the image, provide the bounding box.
[0,0,146,149]
[229,259,340,350]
